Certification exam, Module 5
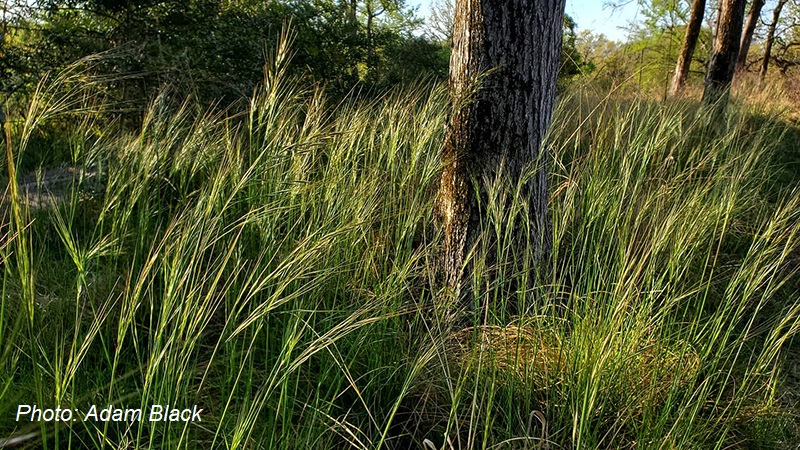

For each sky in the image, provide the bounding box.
[565,0,642,42]
[409,0,643,43]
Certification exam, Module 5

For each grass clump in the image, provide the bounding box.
[1,54,799,449]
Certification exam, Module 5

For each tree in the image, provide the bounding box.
[633,0,690,30]
[702,0,746,106]
[426,0,454,43]
[670,0,707,96]
[436,0,566,305]
[426,0,584,81]
[760,0,789,81]
[735,0,765,73]
[576,31,632,89]
[560,14,588,81]
[766,1,800,76]
[6,0,442,104]
[1,1,55,101]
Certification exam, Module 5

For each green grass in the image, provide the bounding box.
[1,52,800,449]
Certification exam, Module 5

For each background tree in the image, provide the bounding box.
[637,0,689,30]
[626,0,696,97]
[1,1,50,101]
[760,0,790,80]
[560,14,589,83]
[436,0,566,305]
[426,0,454,43]
[670,0,707,95]
[576,31,635,89]
[0,0,448,108]
[768,2,800,75]
[736,0,765,73]
[703,0,746,105]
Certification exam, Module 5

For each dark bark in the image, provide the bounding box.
[436,0,564,308]
[735,0,765,73]
[349,0,357,26]
[1,1,7,48]
[759,0,788,82]
[702,0,747,106]
[670,0,707,96]
[710,0,722,59]
[364,0,384,70]
[347,0,358,79]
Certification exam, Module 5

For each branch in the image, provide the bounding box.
[57,6,121,24]
[23,3,121,24]
[370,6,385,18]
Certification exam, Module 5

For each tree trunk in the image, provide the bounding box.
[365,0,373,49]
[702,0,747,106]
[710,0,722,60]
[735,0,765,73]
[759,0,788,82]
[670,0,707,96]
[1,0,7,49]
[349,0,357,26]
[436,0,564,308]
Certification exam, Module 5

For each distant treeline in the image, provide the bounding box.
[0,0,585,108]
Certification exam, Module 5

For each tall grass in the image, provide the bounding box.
[1,51,799,449]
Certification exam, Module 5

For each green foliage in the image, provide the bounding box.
[574,22,714,97]
[364,33,449,87]
[636,0,688,30]
[4,0,445,108]
[626,27,686,96]
[559,14,589,81]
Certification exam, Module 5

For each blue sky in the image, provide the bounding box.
[565,0,642,42]
[409,0,642,42]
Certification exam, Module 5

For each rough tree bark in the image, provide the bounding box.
[670,0,707,96]
[436,0,565,307]
[759,0,788,82]
[703,0,747,106]
[735,0,765,73]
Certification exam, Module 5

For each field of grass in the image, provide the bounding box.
[2,53,800,449]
